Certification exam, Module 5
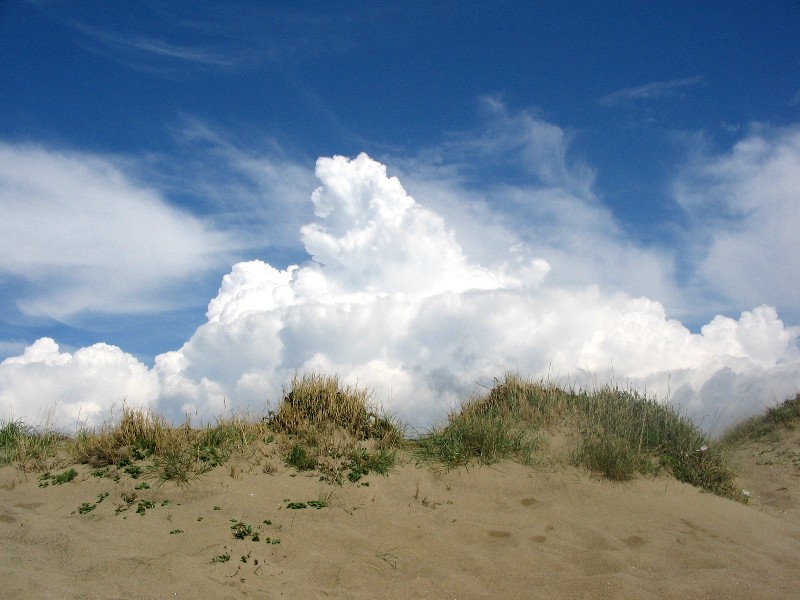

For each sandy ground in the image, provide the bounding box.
[2,436,799,600]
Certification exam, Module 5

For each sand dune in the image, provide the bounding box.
[2,433,799,600]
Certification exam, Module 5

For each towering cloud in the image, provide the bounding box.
[2,153,798,431]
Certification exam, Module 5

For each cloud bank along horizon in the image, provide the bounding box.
[2,152,799,432]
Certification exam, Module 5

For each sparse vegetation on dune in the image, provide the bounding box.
[0,419,65,469]
[720,392,800,446]
[414,373,739,499]
[269,373,403,484]
[68,405,271,484]
[2,371,796,501]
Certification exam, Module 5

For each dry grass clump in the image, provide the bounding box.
[71,406,169,467]
[415,373,739,499]
[70,405,270,484]
[271,373,403,446]
[720,393,800,447]
[271,373,403,482]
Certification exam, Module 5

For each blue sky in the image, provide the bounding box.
[1,1,799,429]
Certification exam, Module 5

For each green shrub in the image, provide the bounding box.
[285,443,317,471]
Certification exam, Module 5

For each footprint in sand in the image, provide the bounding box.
[622,535,646,549]
[530,535,547,543]
[520,497,537,507]
[488,530,511,539]
[13,502,44,511]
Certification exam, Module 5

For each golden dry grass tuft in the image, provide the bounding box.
[271,373,402,444]
[270,373,404,482]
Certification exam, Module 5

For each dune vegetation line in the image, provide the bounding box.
[2,372,798,502]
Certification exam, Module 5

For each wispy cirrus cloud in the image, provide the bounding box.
[71,22,242,70]
[600,76,705,107]
[0,142,239,320]
[389,99,682,316]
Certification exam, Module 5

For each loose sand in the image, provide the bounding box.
[2,436,799,600]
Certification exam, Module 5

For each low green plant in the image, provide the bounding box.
[345,448,396,482]
[54,468,78,484]
[124,465,143,479]
[230,520,254,539]
[136,500,155,516]
[39,468,78,487]
[77,502,96,514]
[212,553,231,563]
[285,443,317,471]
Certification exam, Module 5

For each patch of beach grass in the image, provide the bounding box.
[720,393,800,447]
[271,373,403,479]
[566,385,734,490]
[413,374,565,468]
[345,447,396,482]
[69,405,271,485]
[0,419,64,470]
[413,410,539,468]
[414,373,738,499]
[271,373,402,444]
[69,406,167,467]
[0,370,761,500]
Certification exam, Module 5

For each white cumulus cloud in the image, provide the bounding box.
[1,152,798,432]
[0,338,158,428]
[675,124,800,321]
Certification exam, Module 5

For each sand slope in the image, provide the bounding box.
[2,446,799,600]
